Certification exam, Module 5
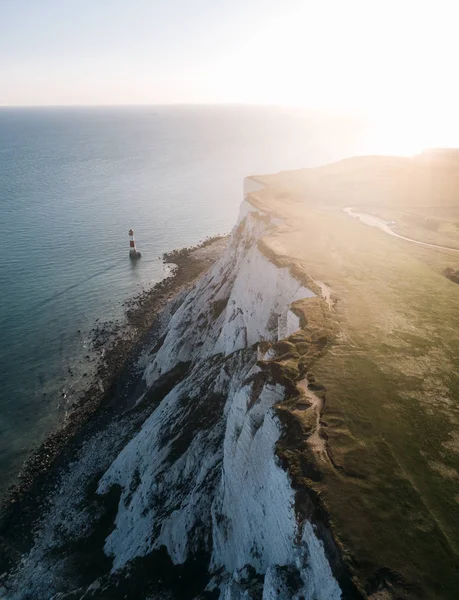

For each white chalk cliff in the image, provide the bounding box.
[6,179,342,600]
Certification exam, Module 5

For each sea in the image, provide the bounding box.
[0,105,370,497]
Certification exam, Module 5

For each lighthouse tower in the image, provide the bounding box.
[128,229,141,259]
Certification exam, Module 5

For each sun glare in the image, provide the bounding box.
[363,113,459,157]
[214,0,459,155]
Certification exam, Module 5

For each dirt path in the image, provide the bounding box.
[344,207,459,253]
[297,378,327,459]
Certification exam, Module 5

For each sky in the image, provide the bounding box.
[1,0,459,149]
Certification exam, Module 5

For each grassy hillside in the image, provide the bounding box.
[260,151,459,210]
[253,154,459,599]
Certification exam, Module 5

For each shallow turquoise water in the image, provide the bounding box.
[0,105,366,494]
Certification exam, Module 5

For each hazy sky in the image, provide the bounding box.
[1,0,458,130]
[1,0,298,106]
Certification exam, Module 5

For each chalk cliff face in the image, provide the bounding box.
[6,180,341,600]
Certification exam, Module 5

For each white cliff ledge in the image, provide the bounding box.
[97,178,338,598]
[5,176,344,600]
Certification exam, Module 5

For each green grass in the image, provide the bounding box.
[315,352,459,598]
[252,174,459,598]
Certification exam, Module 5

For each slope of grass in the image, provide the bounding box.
[253,159,459,598]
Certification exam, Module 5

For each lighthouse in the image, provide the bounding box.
[128,229,141,259]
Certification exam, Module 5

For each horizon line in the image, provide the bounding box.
[0,102,363,116]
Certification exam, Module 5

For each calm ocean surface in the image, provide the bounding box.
[0,105,368,496]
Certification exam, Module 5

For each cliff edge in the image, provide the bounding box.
[2,156,459,599]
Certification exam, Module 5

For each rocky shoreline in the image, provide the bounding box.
[0,235,228,575]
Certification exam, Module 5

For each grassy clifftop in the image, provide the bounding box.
[260,151,459,210]
[251,155,459,599]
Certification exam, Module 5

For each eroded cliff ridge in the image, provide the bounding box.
[3,155,459,600]
[1,177,346,600]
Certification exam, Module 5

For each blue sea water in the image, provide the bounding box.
[0,105,368,496]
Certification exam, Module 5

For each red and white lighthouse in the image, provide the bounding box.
[128,229,141,259]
